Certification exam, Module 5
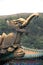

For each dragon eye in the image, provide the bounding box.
[14,22,18,24]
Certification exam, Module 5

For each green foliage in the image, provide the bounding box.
[21,16,43,49]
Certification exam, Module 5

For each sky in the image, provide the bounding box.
[0,0,43,15]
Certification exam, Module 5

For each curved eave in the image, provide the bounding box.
[0,46,43,61]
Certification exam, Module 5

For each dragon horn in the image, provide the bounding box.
[22,13,39,27]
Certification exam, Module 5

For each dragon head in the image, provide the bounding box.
[6,13,39,32]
